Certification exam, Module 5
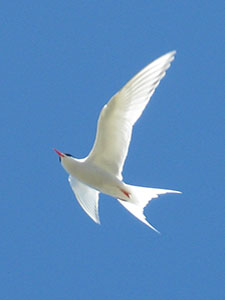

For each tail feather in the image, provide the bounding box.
[118,185,181,233]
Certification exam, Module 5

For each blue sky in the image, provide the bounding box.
[1,1,224,299]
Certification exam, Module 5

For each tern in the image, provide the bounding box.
[54,51,181,233]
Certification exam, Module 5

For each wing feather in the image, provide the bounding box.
[87,51,176,178]
[68,176,100,224]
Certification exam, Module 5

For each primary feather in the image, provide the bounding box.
[87,51,176,179]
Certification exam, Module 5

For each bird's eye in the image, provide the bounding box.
[59,157,61,162]
[65,153,74,157]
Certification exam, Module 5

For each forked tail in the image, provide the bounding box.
[118,185,181,233]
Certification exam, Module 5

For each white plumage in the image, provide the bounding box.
[87,51,176,179]
[54,51,181,233]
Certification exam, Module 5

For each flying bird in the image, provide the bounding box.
[54,51,181,233]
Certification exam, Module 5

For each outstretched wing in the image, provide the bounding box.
[86,51,176,179]
[68,175,100,224]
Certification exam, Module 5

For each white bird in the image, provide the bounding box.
[54,51,181,233]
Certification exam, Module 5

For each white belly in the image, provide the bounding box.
[62,157,130,200]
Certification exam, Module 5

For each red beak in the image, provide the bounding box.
[53,148,65,157]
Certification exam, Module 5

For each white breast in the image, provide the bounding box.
[61,157,127,198]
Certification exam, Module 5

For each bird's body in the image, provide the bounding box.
[62,157,129,201]
[54,51,181,232]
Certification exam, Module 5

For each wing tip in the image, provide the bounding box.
[163,50,176,63]
[168,50,176,57]
[95,219,101,225]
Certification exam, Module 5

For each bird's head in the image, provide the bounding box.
[53,148,74,162]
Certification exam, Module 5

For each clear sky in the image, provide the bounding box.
[1,1,224,299]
